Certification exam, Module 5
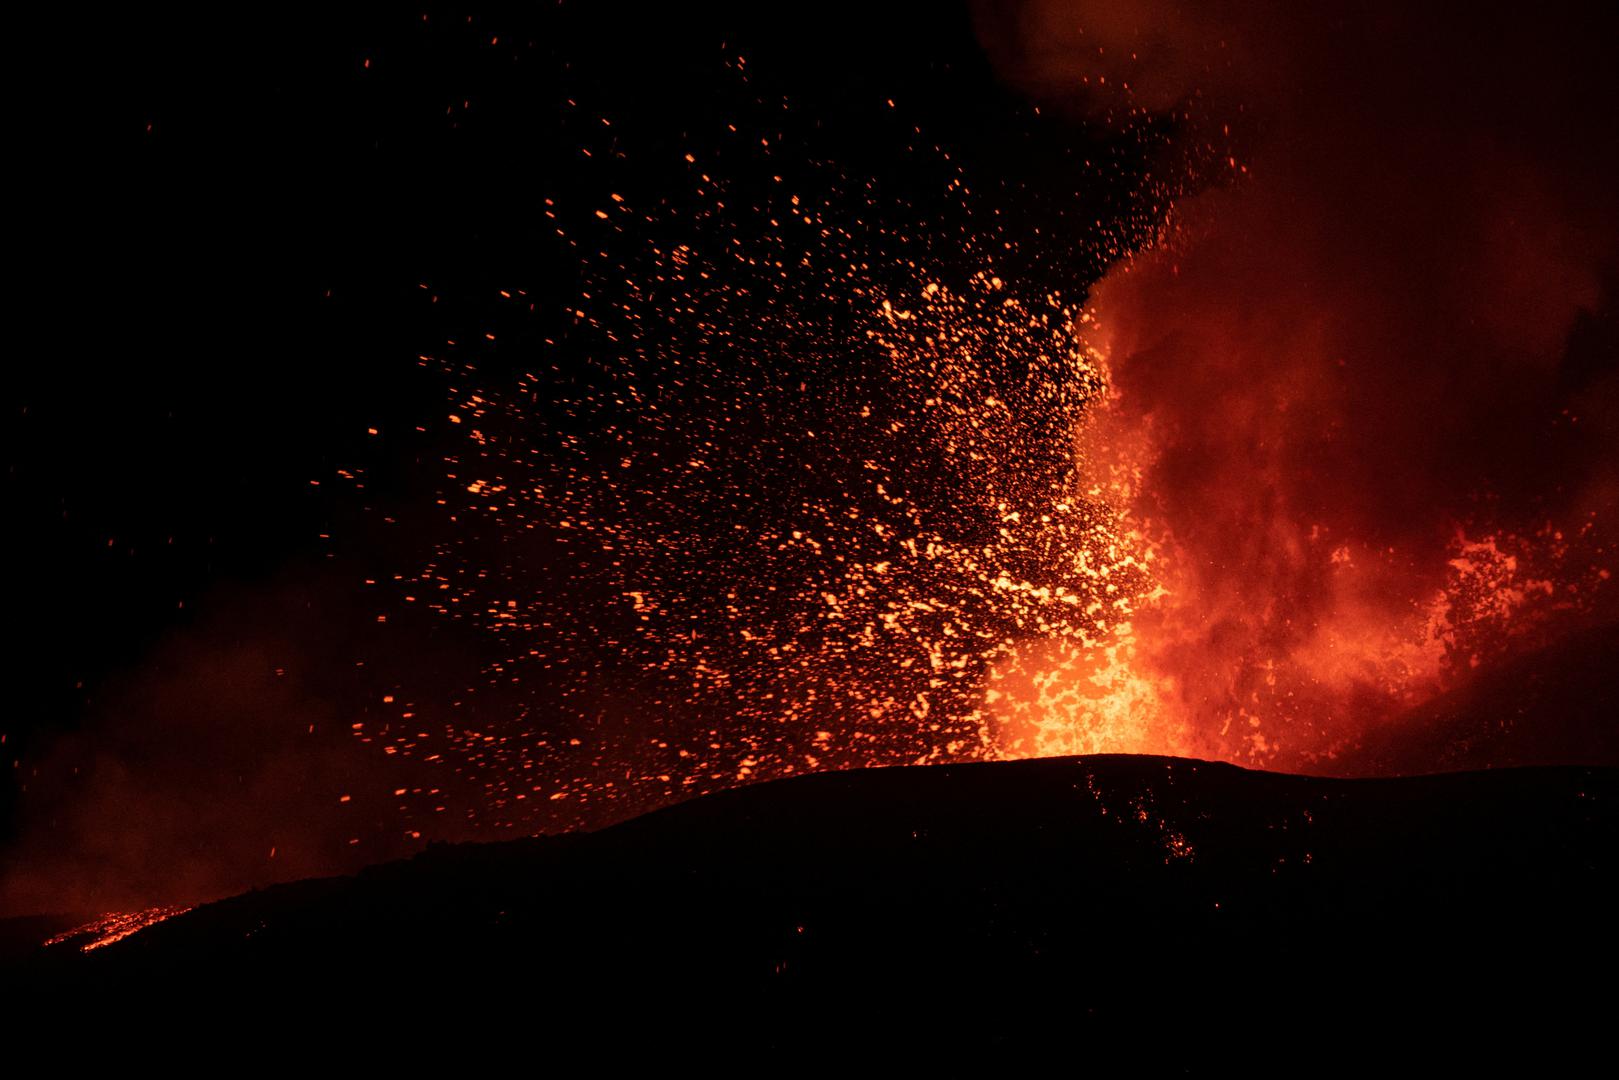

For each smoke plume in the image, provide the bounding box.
[980,0,1619,766]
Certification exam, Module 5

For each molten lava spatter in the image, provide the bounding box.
[387,272,1164,825]
[328,8,1619,849]
[344,60,1192,833]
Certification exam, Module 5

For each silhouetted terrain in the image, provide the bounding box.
[8,754,1613,1063]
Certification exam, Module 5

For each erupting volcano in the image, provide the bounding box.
[326,0,1619,826]
[5,1,1616,1053]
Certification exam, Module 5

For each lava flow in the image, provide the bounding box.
[41,905,193,953]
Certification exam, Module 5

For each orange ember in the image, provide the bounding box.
[43,906,193,953]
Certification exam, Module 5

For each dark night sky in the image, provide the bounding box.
[5,2,1159,896]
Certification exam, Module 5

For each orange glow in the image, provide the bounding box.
[43,905,192,953]
[983,631,1183,759]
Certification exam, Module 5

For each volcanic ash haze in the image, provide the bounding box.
[978,0,1619,767]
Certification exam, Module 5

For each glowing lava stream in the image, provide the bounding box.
[43,905,194,952]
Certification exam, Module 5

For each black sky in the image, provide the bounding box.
[5,2,1162,904]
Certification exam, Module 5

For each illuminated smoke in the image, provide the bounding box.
[981,0,1619,767]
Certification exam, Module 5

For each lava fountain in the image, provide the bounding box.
[981,0,1619,772]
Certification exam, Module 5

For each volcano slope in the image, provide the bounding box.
[11,754,1615,1061]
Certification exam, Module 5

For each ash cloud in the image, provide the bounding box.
[980,1,1619,764]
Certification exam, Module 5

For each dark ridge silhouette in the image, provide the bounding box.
[7,754,1614,1062]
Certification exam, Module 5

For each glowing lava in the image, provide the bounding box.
[43,905,193,952]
